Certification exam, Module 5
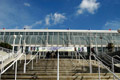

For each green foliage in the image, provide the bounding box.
[0,42,12,49]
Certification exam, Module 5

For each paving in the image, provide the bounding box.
[1,58,120,80]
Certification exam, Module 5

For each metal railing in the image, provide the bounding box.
[96,55,111,66]
[0,47,17,53]
[24,51,40,73]
[0,48,26,80]
[90,53,120,80]
[102,53,120,64]
[112,55,120,80]
[0,47,17,62]
[0,55,3,72]
[78,52,89,71]
[0,48,22,72]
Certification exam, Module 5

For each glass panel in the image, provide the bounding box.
[10,32,14,35]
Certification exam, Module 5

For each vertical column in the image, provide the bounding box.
[18,35,22,50]
[95,34,98,54]
[112,57,115,80]
[89,30,92,73]
[3,28,5,42]
[57,51,59,80]
[12,35,16,54]
[89,54,92,73]
[15,60,17,80]
[57,32,59,46]
[100,36,103,53]
[98,62,101,80]
[23,30,26,53]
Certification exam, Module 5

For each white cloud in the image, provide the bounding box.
[77,0,100,15]
[23,20,42,29]
[53,13,66,24]
[24,3,30,7]
[35,20,42,25]
[45,13,66,26]
[23,25,32,29]
[45,15,51,25]
[22,13,66,29]
[103,20,120,30]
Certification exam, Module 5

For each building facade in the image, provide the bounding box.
[0,29,120,56]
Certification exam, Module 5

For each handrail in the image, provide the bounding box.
[24,51,39,73]
[26,51,39,65]
[112,55,120,80]
[0,48,26,80]
[103,53,120,64]
[102,53,112,63]
[0,55,4,72]
[112,55,120,63]
[70,52,77,68]
[0,48,22,71]
[0,47,17,53]
[78,52,89,64]
[71,51,89,70]
[96,55,111,66]
[1,53,23,74]
[91,54,120,79]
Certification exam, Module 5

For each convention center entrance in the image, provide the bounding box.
[27,46,88,58]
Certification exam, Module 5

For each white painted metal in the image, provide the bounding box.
[112,55,120,80]
[57,51,59,80]
[0,49,24,79]
[24,54,26,73]
[0,29,118,33]
[15,60,17,80]
[89,53,92,73]
[92,54,120,79]
[12,35,16,54]
[98,62,101,80]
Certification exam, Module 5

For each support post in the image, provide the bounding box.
[72,52,73,59]
[89,54,92,73]
[15,60,17,80]
[24,54,26,73]
[12,64,14,70]
[39,52,41,59]
[12,35,16,54]
[32,59,33,70]
[76,52,77,59]
[112,57,115,80]
[98,62,101,80]
[0,73,1,80]
[36,53,38,63]
[57,51,59,80]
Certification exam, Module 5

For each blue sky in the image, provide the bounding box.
[0,0,120,30]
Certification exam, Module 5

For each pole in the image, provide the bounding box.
[15,60,17,80]
[100,36,103,53]
[24,54,26,73]
[72,52,73,59]
[89,54,92,73]
[36,52,38,63]
[95,35,98,54]
[98,62,101,80]
[18,35,22,50]
[112,57,115,80]
[57,51,59,80]
[3,29,5,42]
[12,35,16,54]
[31,59,33,70]
[19,35,22,63]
